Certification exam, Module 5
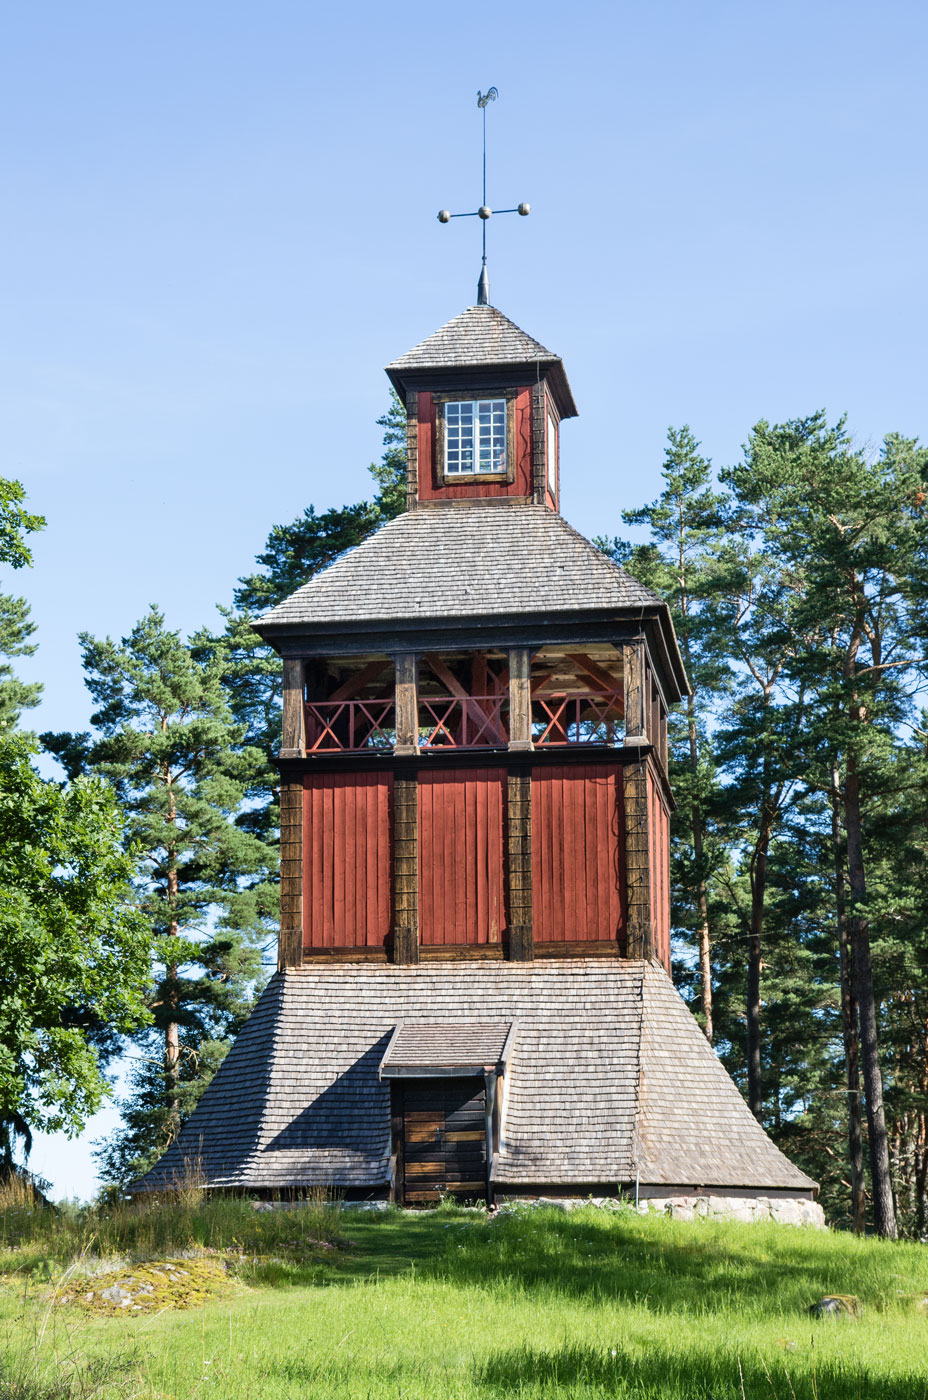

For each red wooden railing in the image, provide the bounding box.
[532,692,624,746]
[419,696,508,749]
[304,699,396,752]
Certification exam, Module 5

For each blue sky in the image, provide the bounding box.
[3,1,926,1198]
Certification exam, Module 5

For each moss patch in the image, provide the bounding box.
[56,1255,240,1315]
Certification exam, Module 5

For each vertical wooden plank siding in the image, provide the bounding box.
[647,768,672,971]
[531,765,625,945]
[278,782,303,967]
[302,772,392,950]
[418,769,506,945]
[416,387,534,501]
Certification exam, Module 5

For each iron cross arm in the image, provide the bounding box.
[437,204,530,222]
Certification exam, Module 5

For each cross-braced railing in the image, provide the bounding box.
[418,695,508,748]
[532,691,624,746]
[304,699,396,752]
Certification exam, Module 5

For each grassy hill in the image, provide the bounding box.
[1,1187,926,1399]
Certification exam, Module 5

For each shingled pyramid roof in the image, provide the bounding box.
[257,502,660,630]
[134,961,815,1195]
[386,304,578,417]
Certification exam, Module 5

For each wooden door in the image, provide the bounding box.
[396,1078,487,1204]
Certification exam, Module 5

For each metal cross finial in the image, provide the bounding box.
[437,87,530,307]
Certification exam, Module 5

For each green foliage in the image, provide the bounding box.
[42,608,276,1178]
[0,733,149,1134]
[608,414,928,1234]
[0,479,44,572]
[0,594,41,735]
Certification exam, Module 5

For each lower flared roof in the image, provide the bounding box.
[135,961,813,1195]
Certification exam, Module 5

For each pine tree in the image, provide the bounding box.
[44,608,275,1175]
[0,478,44,734]
[598,427,731,1039]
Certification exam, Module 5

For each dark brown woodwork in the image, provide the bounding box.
[506,770,533,960]
[392,775,419,963]
[622,641,647,743]
[623,758,652,960]
[390,1082,406,1205]
[508,647,533,752]
[394,652,419,756]
[399,1078,488,1204]
[422,652,469,699]
[326,658,392,703]
[281,658,305,759]
[531,381,546,505]
[405,391,419,513]
[567,652,624,702]
[278,781,303,968]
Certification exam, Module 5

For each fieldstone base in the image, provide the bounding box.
[640,1194,825,1227]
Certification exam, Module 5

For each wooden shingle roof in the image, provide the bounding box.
[258,503,659,628]
[380,1022,513,1076]
[135,962,814,1194]
[385,304,578,417]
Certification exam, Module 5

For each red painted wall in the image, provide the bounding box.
[302,772,392,950]
[416,389,534,502]
[532,765,625,945]
[418,768,506,945]
[647,769,672,971]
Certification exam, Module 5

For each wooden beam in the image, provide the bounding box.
[281,658,305,759]
[327,658,392,703]
[623,759,652,960]
[506,770,533,960]
[278,781,303,967]
[621,641,648,743]
[508,647,533,752]
[394,653,419,756]
[392,775,419,963]
[422,652,468,699]
[567,652,625,706]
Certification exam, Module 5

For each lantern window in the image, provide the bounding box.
[444,398,507,475]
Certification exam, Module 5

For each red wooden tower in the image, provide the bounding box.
[140,302,818,1217]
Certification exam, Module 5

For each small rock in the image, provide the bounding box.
[810,1295,860,1318]
[101,1285,131,1304]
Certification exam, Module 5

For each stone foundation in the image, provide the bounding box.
[640,1194,825,1227]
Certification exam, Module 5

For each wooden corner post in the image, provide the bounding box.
[393,652,419,963]
[281,658,305,759]
[279,781,303,969]
[508,647,533,753]
[507,768,534,961]
[622,640,652,960]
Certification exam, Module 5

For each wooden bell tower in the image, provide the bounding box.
[139,301,818,1215]
[260,304,685,975]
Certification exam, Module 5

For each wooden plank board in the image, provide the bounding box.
[418,769,506,946]
[303,773,393,950]
[532,765,625,944]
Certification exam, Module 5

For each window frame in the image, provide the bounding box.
[433,390,517,485]
[546,404,558,498]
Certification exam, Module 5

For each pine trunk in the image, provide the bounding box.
[844,757,897,1239]
[746,865,764,1123]
[831,768,867,1233]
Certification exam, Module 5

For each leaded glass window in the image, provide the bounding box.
[444,398,507,474]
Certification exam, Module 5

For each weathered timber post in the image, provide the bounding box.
[622,640,652,961]
[279,658,305,968]
[393,653,419,963]
[506,647,534,959]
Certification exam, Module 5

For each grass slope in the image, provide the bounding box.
[1,1196,926,1399]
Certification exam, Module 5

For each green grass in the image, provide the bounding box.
[1,1196,927,1398]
